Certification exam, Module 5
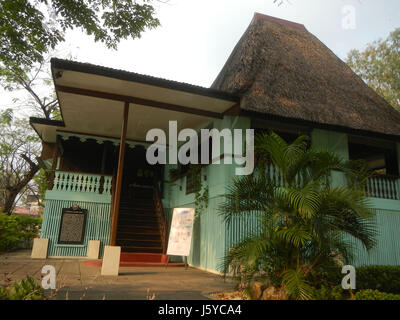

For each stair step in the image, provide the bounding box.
[116,187,165,255]
[118,211,157,216]
[118,222,159,226]
[118,217,158,223]
[83,261,183,267]
[121,246,163,253]
[120,252,167,263]
[117,223,159,232]
[119,209,155,214]
[118,244,162,249]
[118,215,159,220]
[117,244,163,250]
[116,231,162,237]
[117,223,159,229]
[117,239,162,244]
[117,230,161,236]
[117,220,159,230]
[117,240,162,246]
[120,195,153,201]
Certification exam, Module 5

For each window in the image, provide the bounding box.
[186,171,201,194]
[348,137,399,176]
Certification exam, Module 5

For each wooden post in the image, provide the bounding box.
[109,102,129,245]
[101,143,108,174]
[48,141,59,190]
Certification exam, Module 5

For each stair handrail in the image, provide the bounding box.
[153,182,168,254]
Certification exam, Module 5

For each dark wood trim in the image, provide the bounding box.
[55,85,224,119]
[223,103,241,116]
[153,183,168,254]
[101,143,108,174]
[29,117,65,127]
[48,143,59,190]
[47,169,114,177]
[370,173,400,179]
[56,129,170,147]
[242,110,400,142]
[56,136,64,155]
[109,102,129,246]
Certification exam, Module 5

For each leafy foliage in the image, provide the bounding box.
[0,276,44,300]
[347,28,400,111]
[354,266,400,294]
[0,213,20,251]
[188,165,209,217]
[0,0,160,72]
[0,213,42,252]
[282,269,314,300]
[219,132,377,300]
[352,289,400,300]
[310,265,400,294]
[311,285,344,300]
[14,214,42,244]
[33,169,50,203]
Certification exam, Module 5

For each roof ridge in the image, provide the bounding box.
[252,12,307,31]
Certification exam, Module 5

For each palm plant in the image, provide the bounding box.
[219,132,377,300]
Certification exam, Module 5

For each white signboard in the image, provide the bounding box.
[166,208,195,257]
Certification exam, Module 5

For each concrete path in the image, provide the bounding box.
[0,250,235,300]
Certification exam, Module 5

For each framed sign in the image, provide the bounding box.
[166,208,195,257]
[57,205,87,245]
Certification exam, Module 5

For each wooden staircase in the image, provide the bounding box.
[115,186,164,253]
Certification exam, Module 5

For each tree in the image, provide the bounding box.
[0,109,40,214]
[0,0,161,73]
[0,0,163,210]
[347,28,400,111]
[219,132,377,300]
[0,54,61,119]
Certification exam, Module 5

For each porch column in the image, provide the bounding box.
[110,102,130,245]
[48,138,60,190]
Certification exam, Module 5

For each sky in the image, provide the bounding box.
[1,0,400,114]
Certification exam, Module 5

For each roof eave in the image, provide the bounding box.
[50,58,240,103]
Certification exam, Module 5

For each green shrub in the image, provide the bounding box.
[0,276,44,300]
[14,214,42,244]
[0,213,21,251]
[0,213,42,252]
[355,266,400,294]
[309,266,343,288]
[0,286,6,299]
[311,285,345,300]
[352,289,400,300]
[311,265,400,294]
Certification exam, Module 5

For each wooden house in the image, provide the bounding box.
[30,13,400,272]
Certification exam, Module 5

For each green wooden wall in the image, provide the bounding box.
[41,199,111,257]
[162,124,400,272]
[312,129,400,266]
[40,171,112,258]
[162,115,252,272]
[346,208,400,266]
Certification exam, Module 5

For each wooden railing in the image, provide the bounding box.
[153,183,168,254]
[266,162,285,186]
[49,170,113,195]
[265,162,400,201]
[365,174,400,200]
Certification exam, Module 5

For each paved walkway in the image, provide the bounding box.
[0,250,235,300]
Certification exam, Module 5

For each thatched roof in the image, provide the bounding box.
[212,13,400,138]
